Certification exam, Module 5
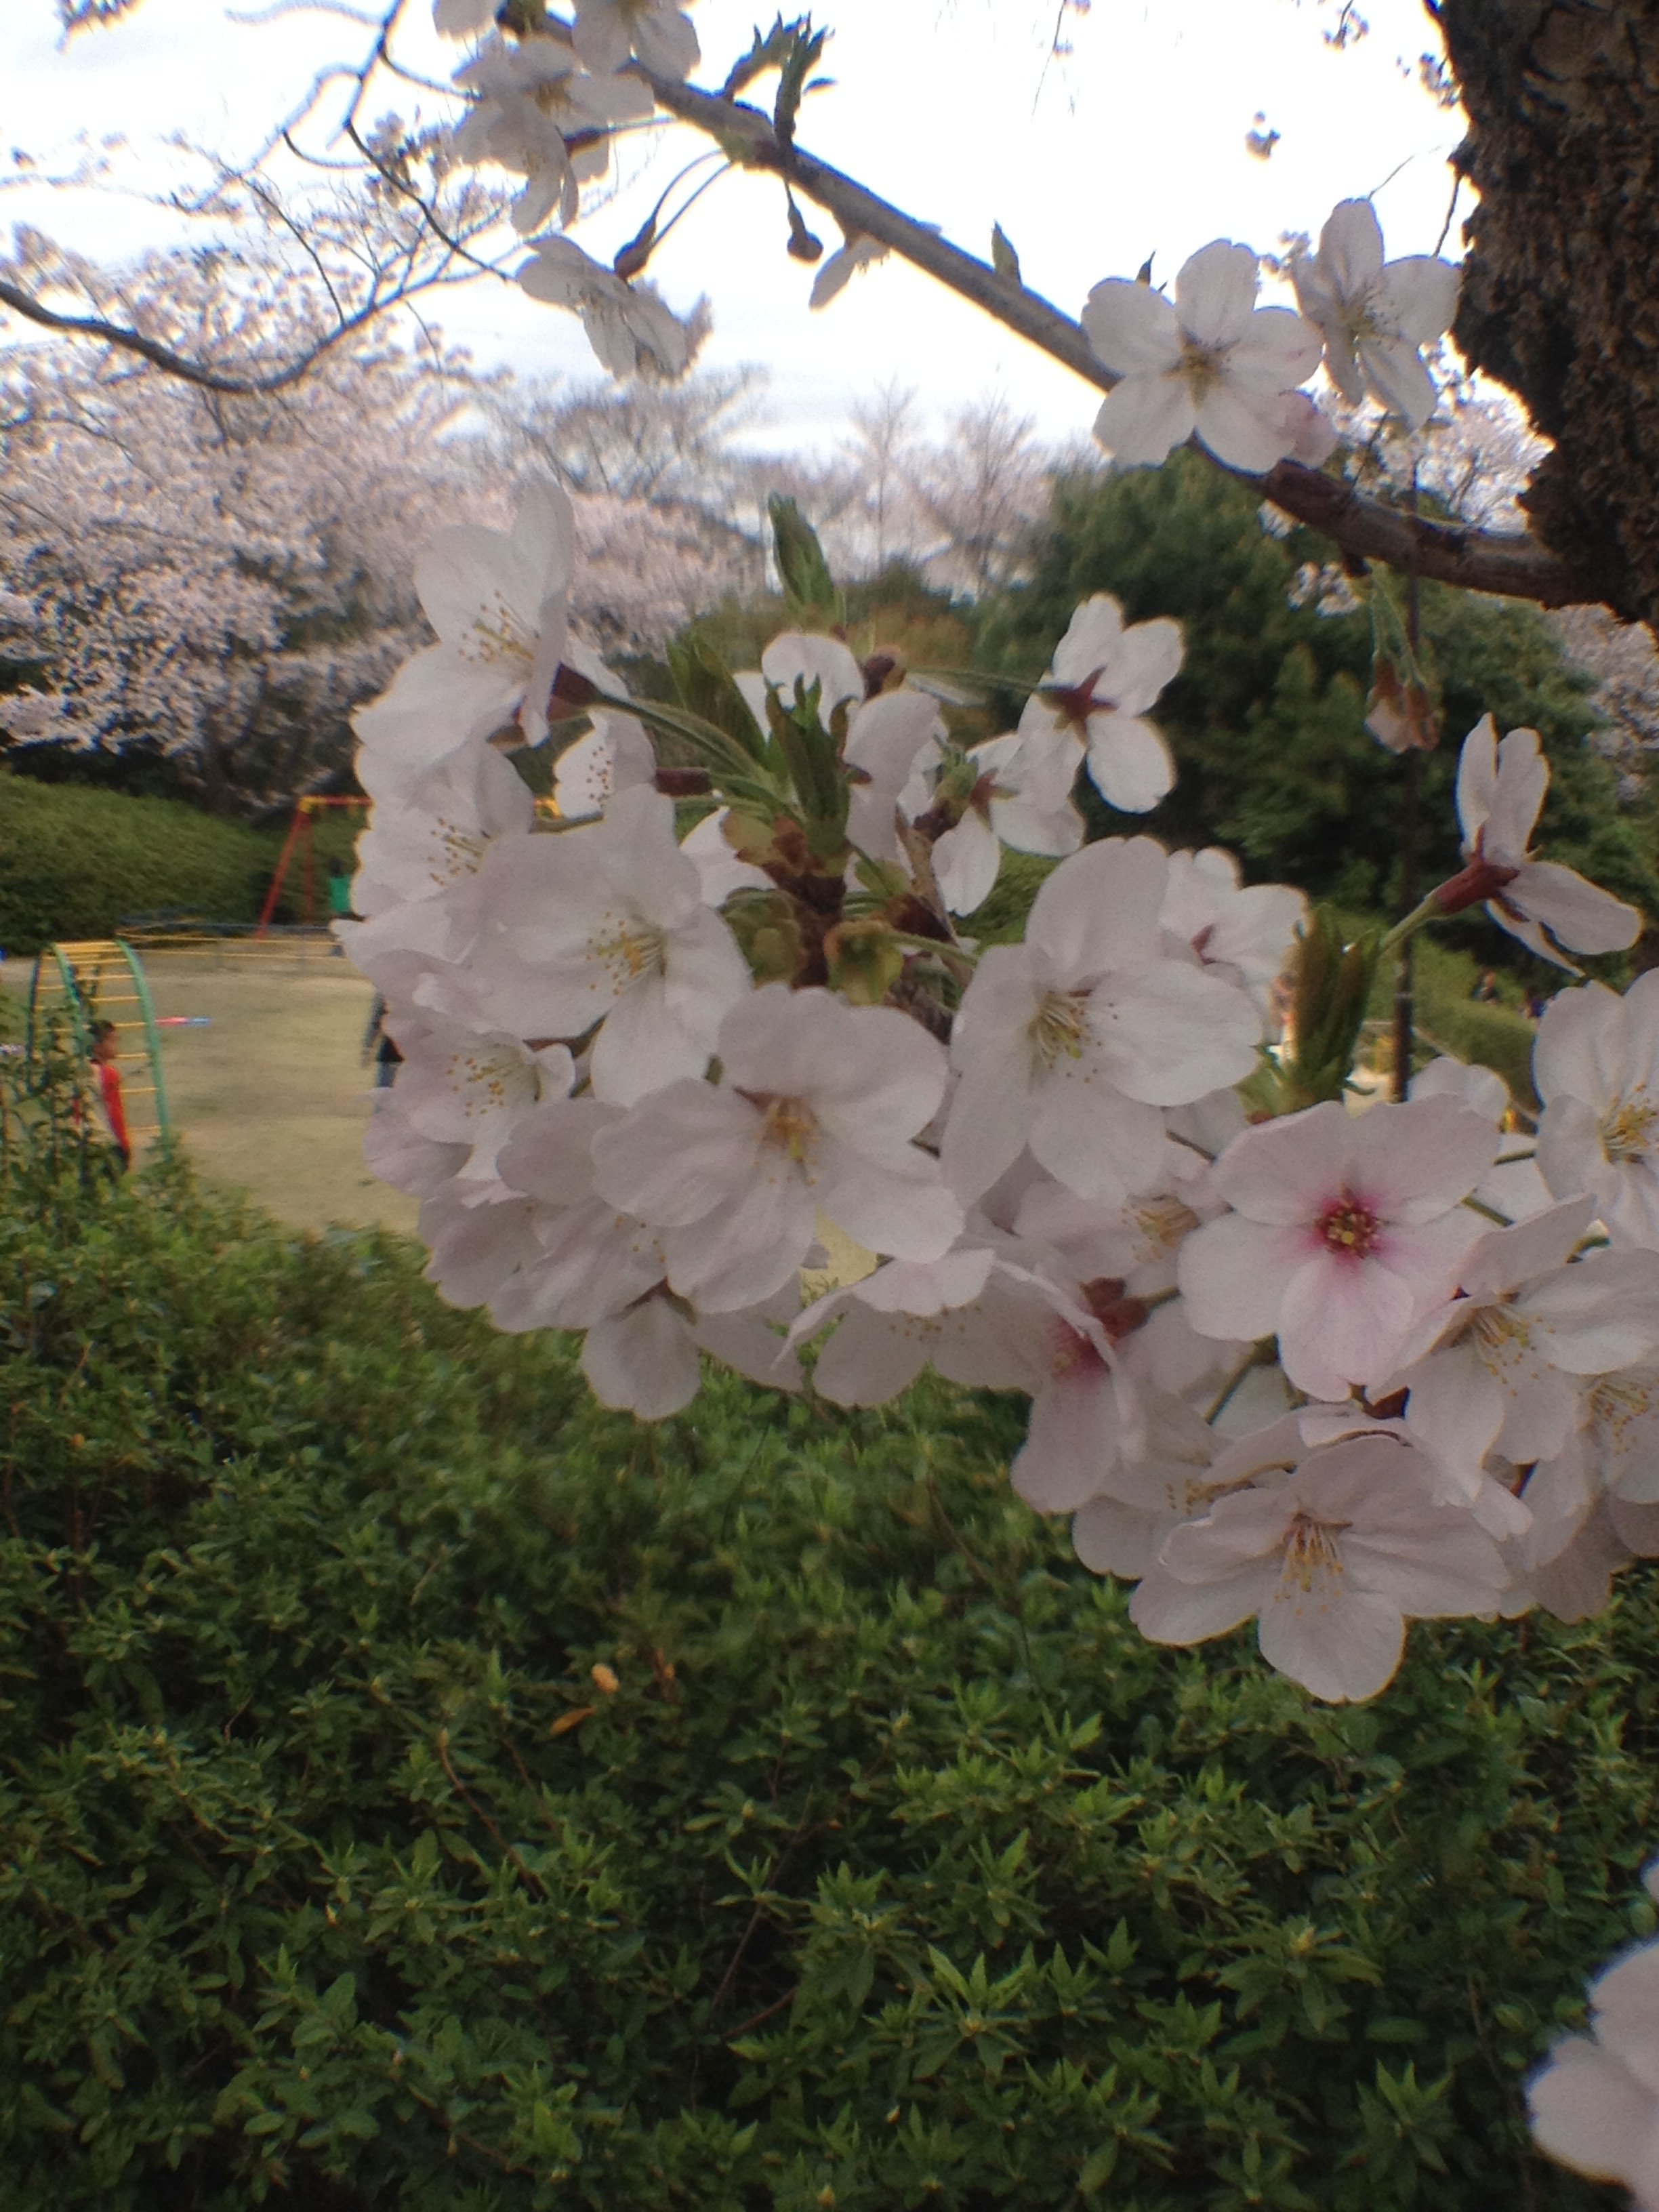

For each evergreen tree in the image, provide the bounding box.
[975,453,1659,945]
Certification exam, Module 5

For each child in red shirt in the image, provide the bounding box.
[89,1021,131,1171]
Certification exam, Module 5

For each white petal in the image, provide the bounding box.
[1174,240,1261,347]
[1081,277,1180,375]
[1258,1569,1404,1702]
[1092,377,1197,468]
[1381,254,1460,345]
[1509,862,1641,956]
[1084,714,1175,813]
[1317,199,1385,295]
[581,1300,701,1419]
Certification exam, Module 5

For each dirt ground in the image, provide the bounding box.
[2,945,418,1236]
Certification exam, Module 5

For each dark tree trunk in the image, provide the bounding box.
[1439,0,1659,626]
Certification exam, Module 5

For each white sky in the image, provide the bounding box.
[1,0,1466,450]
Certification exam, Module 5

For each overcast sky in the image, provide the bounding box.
[2,0,1466,449]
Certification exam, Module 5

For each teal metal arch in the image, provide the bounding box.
[26,938,173,1150]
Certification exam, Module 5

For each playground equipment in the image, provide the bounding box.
[254,790,564,939]
[26,938,173,1153]
[255,794,371,936]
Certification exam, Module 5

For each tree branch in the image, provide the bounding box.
[636,64,1593,609]
[0,275,383,396]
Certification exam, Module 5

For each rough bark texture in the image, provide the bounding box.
[1441,0,1659,623]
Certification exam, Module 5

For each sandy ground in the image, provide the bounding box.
[1,944,880,1273]
[3,945,418,1236]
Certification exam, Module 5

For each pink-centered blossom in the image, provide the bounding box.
[1437,715,1641,967]
[1083,241,1323,474]
[1178,1096,1497,1399]
[1015,594,1183,815]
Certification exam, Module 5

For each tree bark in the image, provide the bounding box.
[1439,0,1659,626]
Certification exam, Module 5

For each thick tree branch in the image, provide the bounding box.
[638,64,1593,610]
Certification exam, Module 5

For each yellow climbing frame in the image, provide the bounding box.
[26,937,173,1152]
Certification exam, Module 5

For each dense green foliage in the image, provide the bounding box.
[0,772,359,953]
[0,1084,1654,2209]
[975,454,1659,956]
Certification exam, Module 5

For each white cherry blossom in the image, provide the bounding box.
[787,1246,1052,1406]
[841,687,945,863]
[519,237,692,379]
[581,1286,803,1420]
[454,34,652,234]
[1015,594,1183,815]
[1083,241,1323,474]
[363,1093,470,1200]
[1443,715,1641,966]
[760,630,865,720]
[1131,1431,1508,1701]
[1410,1053,1553,1223]
[354,733,537,918]
[1530,1935,1659,2208]
[352,483,573,770]
[573,0,699,79]
[1179,1096,1497,1400]
[1159,847,1305,1019]
[1291,199,1460,430]
[1071,1390,1224,1582]
[811,232,890,310]
[1005,1269,1148,1514]
[1393,1199,1659,1502]
[552,718,657,821]
[590,984,963,1311]
[457,783,752,1105]
[389,1021,575,1187]
[941,838,1264,1205]
[1536,974,1659,1248]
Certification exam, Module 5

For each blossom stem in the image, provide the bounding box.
[1376,891,1442,961]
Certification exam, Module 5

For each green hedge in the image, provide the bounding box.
[0,1124,1652,2208]
[0,773,361,954]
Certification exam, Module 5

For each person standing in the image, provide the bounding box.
[89,1020,131,1171]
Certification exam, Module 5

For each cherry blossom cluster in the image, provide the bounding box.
[432,0,700,379]
[342,476,1659,1721]
[428,6,1461,471]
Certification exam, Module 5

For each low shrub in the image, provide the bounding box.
[0,1140,1651,2208]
